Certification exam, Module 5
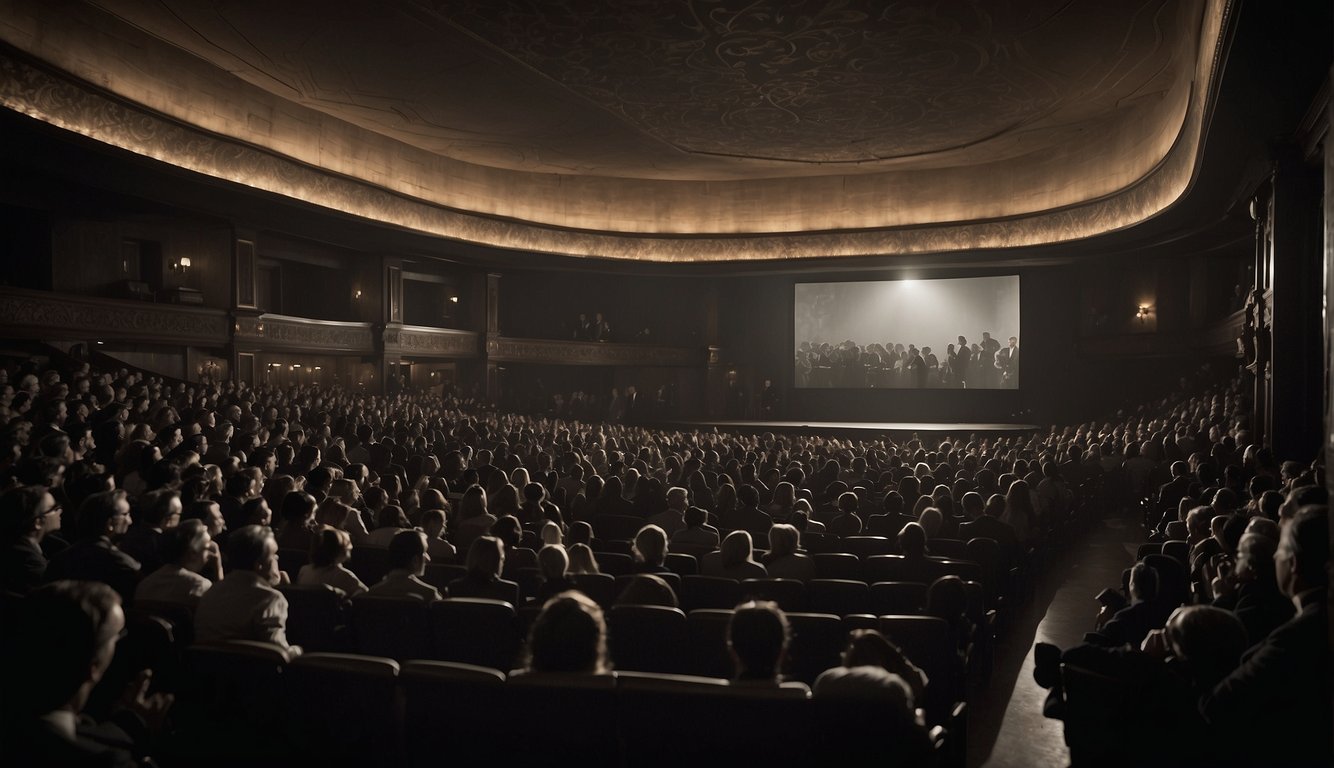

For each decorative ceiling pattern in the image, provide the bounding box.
[0,0,1234,260]
[435,0,1065,163]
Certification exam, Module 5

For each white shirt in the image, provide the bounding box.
[195,570,292,648]
[135,564,212,608]
[297,563,367,597]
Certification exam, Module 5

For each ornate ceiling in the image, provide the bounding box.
[0,0,1233,261]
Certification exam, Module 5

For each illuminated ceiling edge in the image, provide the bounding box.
[0,0,1230,263]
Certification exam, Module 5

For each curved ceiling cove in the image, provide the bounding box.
[0,0,1231,261]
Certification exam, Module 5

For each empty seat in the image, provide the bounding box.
[800,531,840,554]
[805,579,870,617]
[1135,542,1163,560]
[570,572,619,609]
[869,581,927,615]
[864,554,924,583]
[679,575,743,612]
[422,563,467,592]
[811,552,861,581]
[591,538,635,557]
[506,673,622,764]
[926,558,984,585]
[593,551,636,576]
[740,578,806,611]
[284,653,400,767]
[929,538,969,561]
[429,598,520,670]
[279,584,349,652]
[685,609,735,678]
[607,604,689,673]
[839,536,895,559]
[350,595,433,660]
[784,612,846,685]
[614,572,682,605]
[879,615,959,725]
[664,552,699,576]
[1161,539,1190,566]
[669,542,716,561]
[178,641,290,762]
[400,660,506,767]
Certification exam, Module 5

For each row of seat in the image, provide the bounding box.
[173,641,958,768]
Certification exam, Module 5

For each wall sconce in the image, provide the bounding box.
[448,295,460,303]
[1136,305,1152,322]
[170,256,192,273]
[353,289,363,300]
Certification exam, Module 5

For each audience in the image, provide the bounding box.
[194,524,299,651]
[365,529,440,601]
[133,519,220,609]
[297,525,367,597]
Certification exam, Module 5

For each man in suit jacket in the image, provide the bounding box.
[958,496,1021,567]
[1199,507,1330,767]
[1086,562,1162,648]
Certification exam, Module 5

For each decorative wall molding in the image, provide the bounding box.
[485,336,703,367]
[233,313,375,353]
[0,287,229,344]
[384,324,480,357]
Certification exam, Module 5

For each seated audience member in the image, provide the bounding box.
[45,490,140,602]
[828,491,864,536]
[194,524,299,651]
[365,529,440,601]
[567,543,601,575]
[916,506,943,540]
[614,573,678,608]
[539,520,563,546]
[274,491,318,551]
[522,591,610,675]
[761,523,815,581]
[362,505,411,548]
[926,575,975,654]
[297,525,368,597]
[181,499,226,539]
[134,520,220,609]
[1209,531,1293,647]
[117,489,181,574]
[648,486,689,538]
[721,484,772,534]
[702,530,768,580]
[814,628,921,711]
[1086,562,1161,649]
[897,521,929,561]
[3,580,172,766]
[631,524,671,574]
[0,484,61,595]
[447,535,519,604]
[421,507,457,561]
[671,505,720,549]
[727,600,805,691]
[1199,506,1331,767]
[790,505,826,534]
[958,492,1020,566]
[535,544,575,603]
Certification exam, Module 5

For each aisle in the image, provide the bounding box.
[969,518,1141,768]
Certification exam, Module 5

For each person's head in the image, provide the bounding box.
[897,521,927,558]
[767,523,801,559]
[917,506,942,538]
[309,525,353,568]
[983,493,1006,519]
[5,580,124,718]
[615,573,678,608]
[926,575,968,624]
[376,504,411,531]
[161,518,212,571]
[537,544,569,582]
[728,600,790,681]
[281,491,318,531]
[466,535,505,580]
[1165,605,1249,690]
[491,515,523,549]
[388,529,429,575]
[539,520,563,546]
[0,485,60,541]
[225,524,280,585]
[568,520,594,546]
[666,486,689,511]
[524,591,609,674]
[841,628,906,671]
[183,499,225,538]
[1128,561,1160,603]
[1275,506,1329,597]
[633,524,668,566]
[720,529,754,567]
[567,543,600,575]
[76,489,132,540]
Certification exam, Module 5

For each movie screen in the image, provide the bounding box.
[794,275,1020,389]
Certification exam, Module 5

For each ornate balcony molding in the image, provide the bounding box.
[485,336,703,367]
[384,324,480,357]
[0,287,229,345]
[233,313,375,353]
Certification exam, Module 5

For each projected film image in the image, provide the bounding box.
[794,276,1020,389]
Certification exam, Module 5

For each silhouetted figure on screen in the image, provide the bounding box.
[980,332,1000,387]
[955,337,972,388]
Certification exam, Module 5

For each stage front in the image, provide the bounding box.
[664,420,1041,439]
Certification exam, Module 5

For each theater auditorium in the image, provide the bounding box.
[0,1,1330,766]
